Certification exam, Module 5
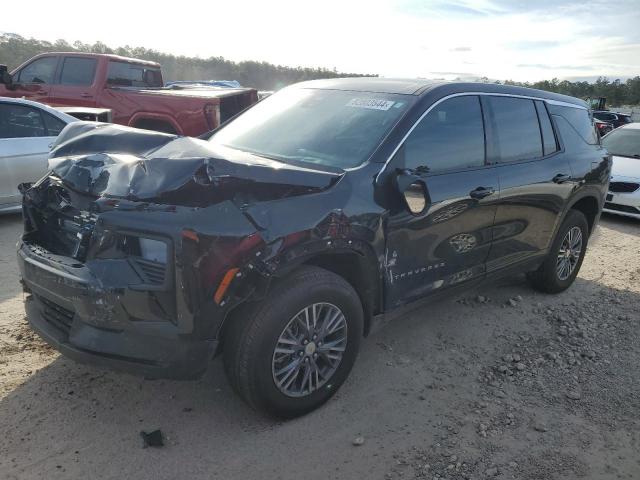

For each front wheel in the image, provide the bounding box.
[223,266,364,418]
[528,209,589,293]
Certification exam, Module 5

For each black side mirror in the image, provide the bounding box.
[393,167,430,215]
[0,65,13,87]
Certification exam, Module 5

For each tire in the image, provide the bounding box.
[223,265,364,418]
[528,209,589,293]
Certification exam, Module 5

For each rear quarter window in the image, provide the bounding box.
[548,104,598,145]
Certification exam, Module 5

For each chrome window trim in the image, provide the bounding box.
[375,91,586,181]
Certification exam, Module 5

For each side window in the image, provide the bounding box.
[534,100,559,156]
[16,57,58,84]
[548,105,598,145]
[488,97,542,162]
[0,104,46,139]
[60,57,97,86]
[42,112,67,136]
[403,95,485,172]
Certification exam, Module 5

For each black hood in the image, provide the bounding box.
[48,122,343,206]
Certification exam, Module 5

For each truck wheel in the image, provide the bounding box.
[223,266,363,418]
[528,209,589,293]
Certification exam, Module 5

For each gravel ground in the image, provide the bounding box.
[0,213,638,480]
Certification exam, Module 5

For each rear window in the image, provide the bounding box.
[60,57,97,86]
[107,61,162,87]
[488,96,542,162]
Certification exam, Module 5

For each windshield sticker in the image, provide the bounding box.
[346,98,395,111]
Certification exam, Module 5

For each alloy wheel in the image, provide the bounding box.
[272,303,348,398]
[556,226,583,281]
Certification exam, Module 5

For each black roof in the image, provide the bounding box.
[295,78,586,107]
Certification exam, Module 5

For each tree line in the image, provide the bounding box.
[0,35,375,90]
[1,34,639,104]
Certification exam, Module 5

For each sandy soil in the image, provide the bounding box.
[0,212,638,480]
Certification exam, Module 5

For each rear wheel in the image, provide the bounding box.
[528,209,589,293]
[223,266,363,418]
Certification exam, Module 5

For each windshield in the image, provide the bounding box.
[602,128,640,158]
[209,88,413,168]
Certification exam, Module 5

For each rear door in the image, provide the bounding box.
[50,56,98,107]
[0,102,59,206]
[484,96,573,272]
[10,56,59,102]
[384,95,500,308]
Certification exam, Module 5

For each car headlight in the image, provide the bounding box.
[138,238,168,264]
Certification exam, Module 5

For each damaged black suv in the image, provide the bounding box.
[18,79,610,418]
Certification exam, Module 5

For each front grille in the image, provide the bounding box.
[38,295,74,333]
[132,258,166,285]
[604,202,640,214]
[609,182,640,193]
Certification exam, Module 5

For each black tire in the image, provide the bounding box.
[528,209,589,293]
[223,265,364,418]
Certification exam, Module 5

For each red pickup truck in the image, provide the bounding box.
[0,52,258,136]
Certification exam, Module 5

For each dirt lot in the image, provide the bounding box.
[0,212,638,480]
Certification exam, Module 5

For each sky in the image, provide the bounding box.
[3,0,640,82]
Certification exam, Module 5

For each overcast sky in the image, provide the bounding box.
[3,0,639,82]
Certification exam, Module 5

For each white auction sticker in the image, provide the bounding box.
[346,98,395,111]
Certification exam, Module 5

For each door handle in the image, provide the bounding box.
[469,186,495,199]
[80,93,92,98]
[552,173,572,184]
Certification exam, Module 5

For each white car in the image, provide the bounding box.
[601,123,640,220]
[0,97,76,213]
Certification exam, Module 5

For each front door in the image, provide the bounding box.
[383,95,499,309]
[8,56,59,102]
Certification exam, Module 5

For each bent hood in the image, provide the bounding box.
[48,122,343,207]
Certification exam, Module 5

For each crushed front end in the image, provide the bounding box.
[17,123,343,379]
[19,182,264,379]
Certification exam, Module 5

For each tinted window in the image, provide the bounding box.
[403,95,485,172]
[16,57,57,84]
[60,57,97,86]
[42,112,66,136]
[549,105,598,145]
[107,61,162,87]
[601,128,640,158]
[0,104,46,138]
[489,97,542,162]
[535,100,558,156]
[211,88,412,169]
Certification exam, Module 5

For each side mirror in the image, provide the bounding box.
[393,168,430,215]
[0,65,13,87]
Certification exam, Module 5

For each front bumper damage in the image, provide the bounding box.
[17,199,264,379]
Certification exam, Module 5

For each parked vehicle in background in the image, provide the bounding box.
[17,79,609,418]
[0,53,258,136]
[54,106,112,123]
[601,123,640,219]
[0,97,76,213]
[593,111,633,129]
[595,118,614,137]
